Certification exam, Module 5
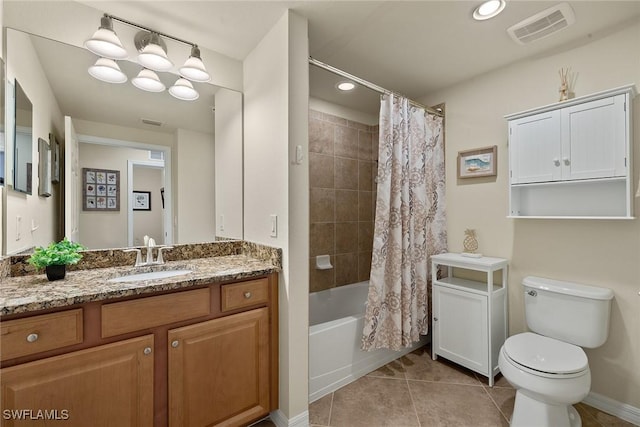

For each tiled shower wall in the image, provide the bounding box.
[309,109,379,293]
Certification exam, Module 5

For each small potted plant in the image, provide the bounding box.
[28,238,86,281]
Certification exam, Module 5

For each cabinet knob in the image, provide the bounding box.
[244,291,252,299]
[563,157,570,165]
[26,333,39,343]
[433,317,438,322]
[527,290,537,297]
[171,340,180,348]
[143,347,152,355]
[553,158,560,166]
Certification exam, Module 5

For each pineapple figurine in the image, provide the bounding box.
[462,229,481,257]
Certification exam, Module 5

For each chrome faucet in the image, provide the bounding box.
[124,238,173,267]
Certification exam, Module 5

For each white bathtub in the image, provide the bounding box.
[309,281,428,403]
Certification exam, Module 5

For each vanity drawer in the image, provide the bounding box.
[1,309,83,361]
[102,288,210,338]
[221,278,269,312]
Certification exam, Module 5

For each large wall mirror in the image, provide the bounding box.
[3,19,243,254]
[13,81,33,194]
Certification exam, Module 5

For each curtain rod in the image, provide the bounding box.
[309,57,443,118]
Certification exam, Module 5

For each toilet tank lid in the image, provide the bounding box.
[523,276,614,300]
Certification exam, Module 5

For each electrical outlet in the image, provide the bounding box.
[16,215,21,240]
[219,215,224,231]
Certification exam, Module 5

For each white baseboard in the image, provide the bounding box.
[583,391,640,426]
[270,409,310,427]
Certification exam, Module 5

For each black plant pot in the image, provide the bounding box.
[45,264,66,281]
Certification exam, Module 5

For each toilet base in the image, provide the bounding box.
[511,390,582,427]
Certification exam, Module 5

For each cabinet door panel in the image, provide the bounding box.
[433,285,488,374]
[1,335,154,427]
[561,94,627,180]
[509,110,561,184]
[168,308,269,427]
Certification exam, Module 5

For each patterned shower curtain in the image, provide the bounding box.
[362,94,447,351]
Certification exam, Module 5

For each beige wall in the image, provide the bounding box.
[243,10,309,423]
[78,143,151,249]
[420,20,640,408]
[175,128,215,243]
[5,29,62,254]
[309,109,378,293]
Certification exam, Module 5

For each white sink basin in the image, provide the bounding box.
[108,269,193,283]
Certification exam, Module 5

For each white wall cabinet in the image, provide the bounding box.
[506,84,636,219]
[431,253,508,387]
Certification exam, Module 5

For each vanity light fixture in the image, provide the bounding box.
[136,32,173,72]
[85,13,209,100]
[132,68,166,93]
[336,81,356,91]
[84,15,127,60]
[88,58,127,83]
[179,46,211,82]
[473,0,506,21]
[169,78,199,101]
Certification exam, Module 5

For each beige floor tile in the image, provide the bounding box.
[485,385,516,422]
[330,376,420,427]
[408,380,507,427]
[580,403,637,426]
[366,359,406,379]
[309,393,333,426]
[401,347,481,385]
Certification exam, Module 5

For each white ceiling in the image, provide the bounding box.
[8,1,640,127]
[82,1,640,115]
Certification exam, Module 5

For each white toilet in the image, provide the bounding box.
[498,276,614,427]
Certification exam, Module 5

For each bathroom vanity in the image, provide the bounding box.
[431,253,508,387]
[0,242,280,427]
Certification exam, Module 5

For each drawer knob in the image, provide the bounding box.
[553,158,560,166]
[26,333,39,343]
[143,347,152,355]
[563,157,570,165]
[244,292,252,299]
[433,317,438,322]
[171,340,180,348]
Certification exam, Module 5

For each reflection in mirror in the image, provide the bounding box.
[3,28,243,252]
[13,81,33,194]
[0,58,5,186]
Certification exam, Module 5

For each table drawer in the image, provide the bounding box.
[1,309,83,361]
[221,278,269,312]
[102,287,210,338]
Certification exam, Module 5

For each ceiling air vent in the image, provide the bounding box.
[141,118,163,127]
[507,3,575,45]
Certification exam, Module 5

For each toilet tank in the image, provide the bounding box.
[523,276,614,348]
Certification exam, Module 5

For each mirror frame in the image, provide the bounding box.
[13,80,33,195]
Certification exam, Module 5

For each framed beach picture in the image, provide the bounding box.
[133,191,151,211]
[457,145,497,179]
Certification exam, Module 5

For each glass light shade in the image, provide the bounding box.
[88,58,127,83]
[132,69,166,92]
[169,78,199,101]
[473,0,506,20]
[137,34,173,72]
[336,81,356,91]
[179,46,210,82]
[84,16,127,60]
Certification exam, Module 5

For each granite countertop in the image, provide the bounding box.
[0,255,279,317]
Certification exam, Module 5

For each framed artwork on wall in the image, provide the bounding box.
[83,167,120,211]
[50,132,60,183]
[457,145,497,179]
[133,191,151,211]
[38,137,51,197]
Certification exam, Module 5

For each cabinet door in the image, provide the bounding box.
[1,335,154,427]
[509,110,561,184]
[433,285,488,375]
[561,94,627,180]
[168,308,270,427]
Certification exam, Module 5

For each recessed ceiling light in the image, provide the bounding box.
[336,81,356,91]
[473,0,506,21]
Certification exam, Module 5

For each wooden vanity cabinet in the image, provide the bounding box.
[0,274,278,427]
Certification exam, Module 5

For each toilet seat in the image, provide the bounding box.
[503,332,589,379]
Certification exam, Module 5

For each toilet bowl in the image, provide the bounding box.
[499,333,591,427]
[499,276,613,427]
